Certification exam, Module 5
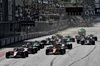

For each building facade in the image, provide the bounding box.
[0,0,66,39]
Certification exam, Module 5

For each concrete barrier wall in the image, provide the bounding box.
[0,20,90,47]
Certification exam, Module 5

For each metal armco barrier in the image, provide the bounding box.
[5,38,11,45]
[0,20,91,47]
[15,36,18,42]
[10,37,15,44]
[0,39,6,47]
[18,36,22,41]
[21,35,25,40]
[25,35,27,40]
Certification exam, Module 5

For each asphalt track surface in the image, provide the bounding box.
[0,23,100,66]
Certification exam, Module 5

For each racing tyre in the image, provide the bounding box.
[92,41,95,45]
[35,48,37,53]
[37,46,40,50]
[94,37,97,41]
[41,44,44,49]
[35,50,37,53]
[6,52,10,58]
[25,51,28,57]
[67,44,70,49]
[39,46,40,50]
[77,40,80,44]
[42,44,44,48]
[46,49,49,55]
[22,52,25,58]
[61,49,65,55]
[66,44,69,49]
[67,44,72,49]
[69,44,72,49]
[31,49,35,54]
[81,41,84,45]
[72,38,75,42]
[41,40,46,45]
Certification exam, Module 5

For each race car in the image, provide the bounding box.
[81,39,95,45]
[87,34,97,41]
[65,35,75,42]
[6,47,28,58]
[51,34,63,40]
[64,43,72,49]
[51,35,56,40]
[29,41,44,50]
[77,36,85,44]
[35,41,45,49]
[43,35,60,45]
[77,36,95,45]
[52,34,63,43]
[22,44,37,54]
[41,38,52,45]
[62,39,73,49]
[45,44,66,55]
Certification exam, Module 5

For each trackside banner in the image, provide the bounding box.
[95,8,100,15]
[20,21,35,26]
[66,7,83,15]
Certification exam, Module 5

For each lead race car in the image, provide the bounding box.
[5,47,28,58]
[45,44,66,55]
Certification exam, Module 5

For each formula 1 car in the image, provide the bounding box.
[29,41,44,50]
[41,38,52,45]
[6,47,28,58]
[87,34,97,41]
[62,39,72,49]
[45,44,66,55]
[41,37,57,45]
[77,37,95,45]
[65,35,75,42]
[81,39,95,45]
[51,35,56,40]
[65,43,72,49]
[22,44,37,54]
[51,34,63,40]
[77,36,85,44]
[35,41,44,49]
